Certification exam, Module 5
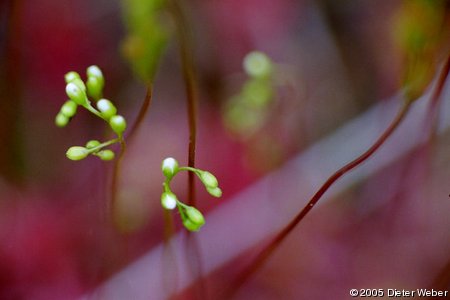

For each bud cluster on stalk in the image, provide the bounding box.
[160,157,222,232]
[55,65,127,161]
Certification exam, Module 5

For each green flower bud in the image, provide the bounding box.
[243,51,273,78]
[185,206,205,226]
[181,219,196,231]
[96,99,117,119]
[109,115,127,135]
[86,76,103,100]
[96,149,115,161]
[161,157,179,179]
[161,192,178,210]
[70,78,87,92]
[206,186,222,198]
[55,112,69,127]
[85,140,101,149]
[183,218,202,232]
[87,65,104,83]
[66,82,87,105]
[66,146,89,161]
[64,71,81,83]
[199,171,218,189]
[60,100,77,118]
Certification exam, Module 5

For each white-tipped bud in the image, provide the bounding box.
[161,157,179,179]
[161,192,178,210]
[109,115,127,135]
[64,71,81,83]
[86,65,104,100]
[97,99,117,119]
[66,82,87,105]
[87,65,104,80]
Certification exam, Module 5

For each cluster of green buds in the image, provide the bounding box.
[224,51,275,138]
[55,65,127,161]
[160,157,222,232]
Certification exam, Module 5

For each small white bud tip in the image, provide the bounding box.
[97,99,117,119]
[65,82,87,105]
[87,65,103,79]
[161,192,177,210]
[162,157,179,178]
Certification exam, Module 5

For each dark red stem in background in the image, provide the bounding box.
[226,55,450,298]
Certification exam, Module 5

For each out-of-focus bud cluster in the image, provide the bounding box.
[121,0,171,82]
[223,51,275,138]
[393,0,448,101]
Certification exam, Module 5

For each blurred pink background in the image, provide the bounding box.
[0,0,449,299]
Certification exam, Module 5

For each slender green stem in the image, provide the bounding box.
[178,166,200,175]
[163,181,171,193]
[87,138,120,154]
[83,102,103,119]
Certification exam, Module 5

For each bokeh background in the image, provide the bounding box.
[0,0,449,299]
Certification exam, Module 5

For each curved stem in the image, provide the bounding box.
[127,84,153,143]
[84,102,103,119]
[226,101,413,298]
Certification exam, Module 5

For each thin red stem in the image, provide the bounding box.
[227,55,450,297]
[127,84,153,143]
[169,0,198,207]
[225,101,412,297]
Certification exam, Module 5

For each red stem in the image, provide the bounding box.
[169,0,198,207]
[127,84,153,143]
[225,101,412,297]
[227,54,450,297]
